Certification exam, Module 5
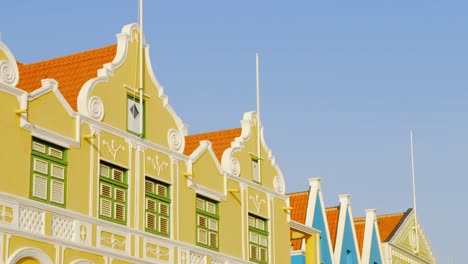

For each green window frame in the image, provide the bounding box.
[196,196,219,250]
[127,94,146,138]
[30,138,67,207]
[99,161,127,225]
[252,158,261,184]
[145,177,170,237]
[249,214,268,263]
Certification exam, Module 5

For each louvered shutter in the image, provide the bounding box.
[115,188,126,202]
[100,164,110,177]
[196,198,204,210]
[146,212,156,230]
[209,232,218,248]
[33,174,48,199]
[159,216,169,234]
[206,202,216,214]
[250,232,258,243]
[198,229,207,244]
[33,158,48,174]
[51,164,65,179]
[100,199,112,217]
[259,235,268,246]
[156,184,167,197]
[250,245,258,259]
[48,147,63,159]
[145,180,154,193]
[208,219,218,231]
[50,180,64,204]
[259,247,267,262]
[146,198,156,211]
[198,215,207,228]
[115,203,125,221]
[32,142,46,153]
[112,169,124,182]
[159,202,169,216]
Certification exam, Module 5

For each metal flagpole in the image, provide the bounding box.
[256,53,261,182]
[410,129,419,252]
[139,0,144,136]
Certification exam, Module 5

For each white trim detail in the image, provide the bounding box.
[0,34,20,87]
[7,247,53,264]
[249,194,266,215]
[88,96,105,121]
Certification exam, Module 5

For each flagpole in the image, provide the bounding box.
[139,0,144,136]
[410,129,419,251]
[256,53,261,181]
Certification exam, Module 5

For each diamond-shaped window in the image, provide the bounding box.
[130,104,139,118]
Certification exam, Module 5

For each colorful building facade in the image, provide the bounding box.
[288,178,437,264]
[0,24,291,264]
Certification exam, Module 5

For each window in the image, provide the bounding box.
[145,177,170,237]
[196,196,219,250]
[30,139,67,206]
[127,94,145,137]
[99,161,127,225]
[252,158,260,183]
[249,214,268,263]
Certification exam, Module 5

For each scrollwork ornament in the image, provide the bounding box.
[88,96,105,121]
[231,158,240,177]
[273,176,285,194]
[168,129,182,151]
[0,60,17,86]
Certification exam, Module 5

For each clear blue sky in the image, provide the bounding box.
[1,1,465,262]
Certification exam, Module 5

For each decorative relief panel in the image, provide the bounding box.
[97,226,130,255]
[52,215,75,241]
[147,154,168,177]
[178,248,189,264]
[143,237,173,262]
[168,129,182,152]
[19,207,44,234]
[88,96,105,121]
[102,139,126,161]
[249,194,266,215]
[0,203,15,225]
[0,60,18,86]
[189,251,207,264]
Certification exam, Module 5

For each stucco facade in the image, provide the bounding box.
[0,24,291,264]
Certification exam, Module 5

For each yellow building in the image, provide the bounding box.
[0,23,291,263]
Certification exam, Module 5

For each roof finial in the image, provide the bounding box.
[410,129,420,252]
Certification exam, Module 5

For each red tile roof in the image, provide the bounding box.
[291,237,302,251]
[354,217,366,256]
[288,191,309,223]
[377,209,410,242]
[17,44,117,110]
[184,128,242,161]
[326,206,340,250]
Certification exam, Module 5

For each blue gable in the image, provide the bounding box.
[340,210,359,264]
[368,225,382,264]
[312,193,333,264]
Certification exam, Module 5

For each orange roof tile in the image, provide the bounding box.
[326,206,340,250]
[184,128,242,161]
[354,217,366,256]
[288,191,309,223]
[291,237,303,251]
[376,209,411,242]
[17,44,117,110]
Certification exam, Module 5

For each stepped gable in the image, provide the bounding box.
[287,190,309,250]
[184,128,242,161]
[326,206,340,249]
[17,44,117,110]
[377,209,411,242]
[354,217,366,256]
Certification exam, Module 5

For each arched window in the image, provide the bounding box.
[7,247,53,264]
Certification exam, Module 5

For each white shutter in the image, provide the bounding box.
[196,198,204,210]
[51,164,65,179]
[259,247,267,262]
[159,202,169,216]
[250,232,258,243]
[259,235,268,246]
[159,216,169,234]
[100,164,110,177]
[33,174,47,199]
[156,184,167,197]
[197,228,207,244]
[112,169,124,182]
[250,245,258,259]
[48,147,63,159]
[256,219,265,230]
[146,198,156,211]
[252,160,260,182]
[198,215,207,228]
[100,199,112,217]
[208,219,218,231]
[146,212,156,230]
[114,203,125,221]
[114,188,126,202]
[33,158,48,174]
[206,202,216,214]
[100,183,112,197]
[145,180,154,193]
[209,232,218,248]
[32,142,46,153]
[50,180,64,204]
[127,97,141,133]
[248,216,255,227]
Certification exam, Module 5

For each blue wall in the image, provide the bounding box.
[291,254,305,264]
[312,193,333,264]
[339,210,359,264]
[368,226,383,264]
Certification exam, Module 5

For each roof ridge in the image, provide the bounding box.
[21,44,116,66]
[186,127,241,137]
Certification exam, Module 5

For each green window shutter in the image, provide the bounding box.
[99,161,127,225]
[196,195,219,250]
[30,139,67,207]
[145,178,170,237]
[249,214,269,263]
